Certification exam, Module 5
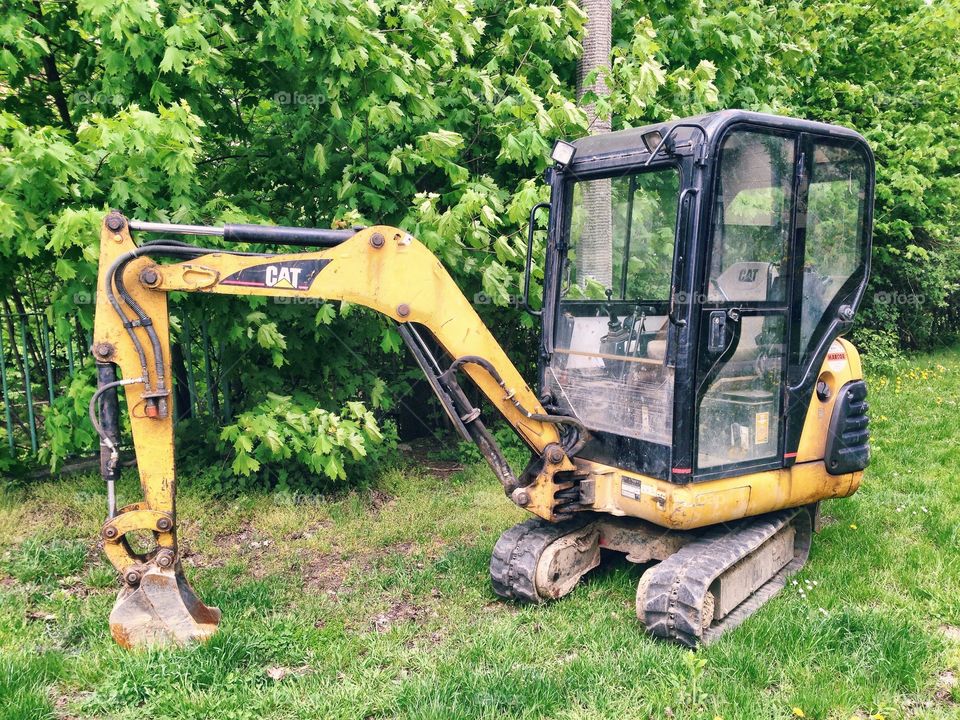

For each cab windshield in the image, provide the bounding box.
[545,166,681,445]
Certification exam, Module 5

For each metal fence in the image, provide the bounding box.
[0,309,88,459]
[0,308,229,468]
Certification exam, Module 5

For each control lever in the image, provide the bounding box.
[604,289,621,331]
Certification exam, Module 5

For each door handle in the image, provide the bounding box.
[707,310,727,354]
[707,307,742,355]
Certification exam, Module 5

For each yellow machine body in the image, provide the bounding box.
[581,338,864,530]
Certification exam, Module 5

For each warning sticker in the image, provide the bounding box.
[826,340,847,372]
[621,476,661,502]
[755,411,770,445]
[621,477,642,500]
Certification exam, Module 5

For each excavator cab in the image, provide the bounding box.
[89,110,873,649]
[537,110,872,486]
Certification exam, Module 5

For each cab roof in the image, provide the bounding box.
[568,110,869,170]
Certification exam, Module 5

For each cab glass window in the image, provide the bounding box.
[697,129,795,471]
[707,131,795,304]
[799,141,868,365]
[546,166,681,446]
[564,169,680,301]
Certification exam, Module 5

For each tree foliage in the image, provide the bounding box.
[219,392,396,489]
[1,0,957,472]
[784,1,960,352]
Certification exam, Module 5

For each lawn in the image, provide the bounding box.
[1,350,959,720]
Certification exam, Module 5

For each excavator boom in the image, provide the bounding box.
[91,212,579,647]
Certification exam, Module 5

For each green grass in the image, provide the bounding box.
[1,349,960,719]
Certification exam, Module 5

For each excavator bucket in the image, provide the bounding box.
[109,564,220,649]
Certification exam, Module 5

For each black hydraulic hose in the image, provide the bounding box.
[103,252,154,388]
[441,355,588,438]
[141,238,193,246]
[139,238,270,255]
[89,373,144,518]
[107,241,270,396]
[559,423,588,458]
[114,244,222,391]
[105,243,213,390]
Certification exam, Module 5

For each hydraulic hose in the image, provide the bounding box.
[105,241,269,399]
[89,373,144,518]
[441,355,589,454]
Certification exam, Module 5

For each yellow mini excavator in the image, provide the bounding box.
[89,110,872,649]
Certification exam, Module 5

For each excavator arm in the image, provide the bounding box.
[91,211,580,648]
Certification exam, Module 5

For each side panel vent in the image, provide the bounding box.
[825,380,870,475]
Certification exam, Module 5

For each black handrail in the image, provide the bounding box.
[523,202,551,317]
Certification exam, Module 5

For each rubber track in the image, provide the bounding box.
[640,508,811,648]
[489,516,593,603]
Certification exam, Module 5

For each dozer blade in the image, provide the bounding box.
[109,564,221,649]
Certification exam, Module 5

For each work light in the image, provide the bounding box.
[550,140,577,168]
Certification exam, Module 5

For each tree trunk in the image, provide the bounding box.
[575,0,613,292]
[31,1,74,133]
[171,341,193,421]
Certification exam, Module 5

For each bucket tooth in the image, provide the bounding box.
[109,564,220,649]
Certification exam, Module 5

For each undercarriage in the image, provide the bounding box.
[490,505,816,647]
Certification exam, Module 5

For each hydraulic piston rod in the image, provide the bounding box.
[128,219,358,248]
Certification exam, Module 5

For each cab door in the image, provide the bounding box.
[693,127,799,478]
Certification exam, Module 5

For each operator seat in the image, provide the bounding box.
[647,262,777,364]
[714,261,777,361]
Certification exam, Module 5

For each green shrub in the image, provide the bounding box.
[427,422,532,470]
[218,392,396,491]
[852,325,903,376]
[39,367,97,472]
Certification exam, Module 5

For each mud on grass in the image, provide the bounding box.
[2,350,960,718]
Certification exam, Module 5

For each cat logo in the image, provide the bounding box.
[265,265,302,289]
[220,259,330,291]
[738,268,759,283]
